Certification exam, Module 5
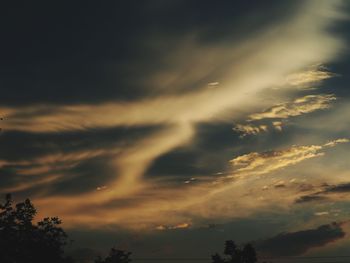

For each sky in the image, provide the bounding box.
[1,0,350,262]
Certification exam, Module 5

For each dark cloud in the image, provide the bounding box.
[295,182,350,204]
[0,126,157,197]
[0,126,156,162]
[42,156,116,196]
[0,1,303,106]
[324,182,350,193]
[146,149,203,178]
[274,183,286,189]
[145,122,242,179]
[319,0,350,100]
[257,222,345,256]
[295,194,328,204]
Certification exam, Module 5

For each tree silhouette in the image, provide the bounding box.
[212,240,258,263]
[211,253,225,263]
[241,243,257,263]
[95,247,132,263]
[0,194,73,263]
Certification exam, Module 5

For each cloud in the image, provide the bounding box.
[229,143,331,178]
[274,181,286,188]
[0,174,61,193]
[257,222,346,256]
[314,211,329,216]
[295,181,350,204]
[0,147,115,193]
[233,124,268,137]
[248,94,336,121]
[155,223,191,231]
[272,121,283,131]
[284,64,338,88]
[208,82,220,87]
[23,135,346,231]
[230,146,321,172]
[324,182,350,193]
[295,194,328,204]
[233,94,336,137]
[323,138,350,147]
[0,94,336,134]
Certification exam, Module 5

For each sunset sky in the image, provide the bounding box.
[1,1,350,262]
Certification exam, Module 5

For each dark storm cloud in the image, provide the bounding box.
[257,222,345,256]
[0,0,303,106]
[295,182,350,204]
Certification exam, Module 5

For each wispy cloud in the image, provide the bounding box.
[284,64,338,88]
[155,222,191,231]
[233,94,336,136]
[228,139,348,178]
[249,94,336,121]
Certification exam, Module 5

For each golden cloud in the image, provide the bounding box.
[228,138,348,178]
[285,64,338,88]
[249,94,336,121]
[233,94,336,137]
[155,222,191,231]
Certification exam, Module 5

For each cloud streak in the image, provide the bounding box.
[284,64,338,88]
[249,94,336,121]
[233,94,336,136]
[228,139,348,178]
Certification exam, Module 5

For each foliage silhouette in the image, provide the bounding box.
[94,247,132,263]
[0,194,73,263]
[212,240,257,263]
